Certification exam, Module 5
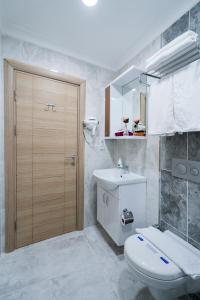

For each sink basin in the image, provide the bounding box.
[93,168,146,190]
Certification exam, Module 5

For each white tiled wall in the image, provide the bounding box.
[0,33,161,252]
[114,36,161,226]
[0,35,116,253]
[0,30,4,254]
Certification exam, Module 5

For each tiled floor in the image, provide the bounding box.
[0,225,198,300]
[0,225,155,300]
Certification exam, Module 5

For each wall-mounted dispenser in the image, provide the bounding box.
[83,117,99,136]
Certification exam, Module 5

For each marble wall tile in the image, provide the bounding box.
[159,2,200,249]
[0,31,4,254]
[114,37,161,227]
[190,1,200,36]
[119,36,161,73]
[113,137,160,226]
[188,181,200,244]
[159,219,187,241]
[188,238,200,251]
[160,133,187,171]
[188,294,200,300]
[162,12,189,46]
[188,132,200,161]
[160,170,187,234]
[0,35,116,252]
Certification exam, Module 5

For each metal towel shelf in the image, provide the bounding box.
[147,42,200,78]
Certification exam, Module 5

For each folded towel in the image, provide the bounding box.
[136,226,200,280]
[173,59,200,132]
[148,76,175,135]
[146,30,198,72]
[147,30,197,66]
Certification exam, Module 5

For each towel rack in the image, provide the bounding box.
[146,30,200,78]
[149,45,200,78]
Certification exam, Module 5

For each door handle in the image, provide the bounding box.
[64,155,76,166]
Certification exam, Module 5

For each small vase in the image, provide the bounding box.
[123,124,129,136]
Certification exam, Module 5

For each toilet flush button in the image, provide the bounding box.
[176,163,187,175]
[190,167,199,176]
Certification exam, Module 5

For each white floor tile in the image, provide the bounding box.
[0,226,154,300]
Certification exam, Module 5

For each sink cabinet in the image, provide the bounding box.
[97,181,146,246]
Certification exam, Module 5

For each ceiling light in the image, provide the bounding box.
[82,0,98,7]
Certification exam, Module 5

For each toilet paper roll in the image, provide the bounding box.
[121,209,134,226]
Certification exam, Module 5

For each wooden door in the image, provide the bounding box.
[15,71,78,248]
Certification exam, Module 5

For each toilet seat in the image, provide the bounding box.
[124,234,186,282]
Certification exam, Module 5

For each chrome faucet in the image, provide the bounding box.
[117,158,129,173]
[117,158,123,169]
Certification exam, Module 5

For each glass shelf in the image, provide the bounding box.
[104,136,147,140]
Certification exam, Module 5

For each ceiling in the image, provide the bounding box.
[1,0,199,71]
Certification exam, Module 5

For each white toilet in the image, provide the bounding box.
[124,230,200,300]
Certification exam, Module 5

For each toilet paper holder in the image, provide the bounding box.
[121,209,134,226]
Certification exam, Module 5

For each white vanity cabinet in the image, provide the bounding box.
[97,180,146,246]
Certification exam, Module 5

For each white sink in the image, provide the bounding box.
[93,168,146,190]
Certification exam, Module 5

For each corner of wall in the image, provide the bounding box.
[0,28,5,254]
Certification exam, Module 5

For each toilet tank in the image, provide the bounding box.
[97,180,146,246]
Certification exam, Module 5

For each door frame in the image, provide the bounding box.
[4,59,86,252]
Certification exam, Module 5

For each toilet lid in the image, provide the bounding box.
[125,234,185,281]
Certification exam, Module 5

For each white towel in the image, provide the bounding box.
[147,30,197,66]
[173,59,200,132]
[148,76,175,135]
[146,30,198,72]
[136,226,200,280]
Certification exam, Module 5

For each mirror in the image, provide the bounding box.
[109,75,147,137]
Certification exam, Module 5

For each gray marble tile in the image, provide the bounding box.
[0,225,158,300]
[162,12,189,46]
[85,224,124,259]
[83,226,153,300]
[0,241,50,296]
[188,181,200,244]
[159,219,187,241]
[187,294,200,300]
[160,170,187,234]
[188,132,200,161]
[46,233,100,280]
[188,237,200,250]
[110,265,154,300]
[0,280,52,300]
[190,1,200,37]
[51,266,119,300]
[178,294,199,300]
[160,133,187,171]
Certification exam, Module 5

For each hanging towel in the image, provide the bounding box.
[136,226,200,280]
[173,59,200,132]
[148,76,175,135]
[146,30,198,72]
